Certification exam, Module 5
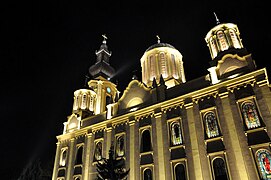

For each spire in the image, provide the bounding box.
[152,77,157,88]
[84,74,89,88]
[88,35,116,79]
[156,35,160,44]
[213,12,220,25]
[159,74,165,86]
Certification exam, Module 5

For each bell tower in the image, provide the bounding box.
[88,35,119,115]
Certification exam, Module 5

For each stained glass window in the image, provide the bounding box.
[241,101,261,129]
[94,142,102,161]
[204,111,219,138]
[256,149,271,179]
[116,135,125,157]
[171,122,182,145]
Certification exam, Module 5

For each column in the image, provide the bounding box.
[106,126,112,158]
[129,119,135,180]
[219,92,249,180]
[66,138,76,180]
[83,133,93,180]
[154,112,166,179]
[52,142,61,180]
[185,103,204,180]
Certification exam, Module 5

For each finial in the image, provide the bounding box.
[213,12,220,25]
[156,35,160,43]
[102,34,107,44]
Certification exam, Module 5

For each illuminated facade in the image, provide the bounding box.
[52,22,271,180]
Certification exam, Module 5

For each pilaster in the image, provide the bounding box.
[52,142,61,180]
[83,133,93,180]
[66,138,76,180]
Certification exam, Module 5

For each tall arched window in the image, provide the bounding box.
[217,31,229,51]
[116,135,125,157]
[241,101,261,129]
[210,37,218,58]
[213,158,228,180]
[175,163,186,180]
[141,129,152,153]
[149,55,156,80]
[204,111,220,138]
[256,149,271,179]
[59,149,67,166]
[143,168,152,180]
[75,146,83,165]
[229,29,241,49]
[171,122,182,145]
[159,52,168,77]
[94,142,102,161]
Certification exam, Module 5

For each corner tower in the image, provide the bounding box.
[205,14,256,83]
[140,37,186,88]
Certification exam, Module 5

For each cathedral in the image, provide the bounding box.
[52,19,271,180]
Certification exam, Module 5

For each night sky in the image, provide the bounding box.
[2,1,270,179]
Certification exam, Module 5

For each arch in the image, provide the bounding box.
[204,111,219,138]
[127,97,143,108]
[212,157,228,180]
[217,30,229,51]
[141,129,152,152]
[75,146,83,165]
[255,149,271,179]
[59,148,67,166]
[228,28,241,48]
[143,168,153,180]
[171,121,182,145]
[116,135,125,157]
[94,141,103,161]
[174,163,186,180]
[241,101,261,129]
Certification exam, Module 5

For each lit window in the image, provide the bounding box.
[256,149,271,179]
[217,31,229,51]
[94,142,103,161]
[171,122,183,145]
[59,149,67,166]
[241,101,261,129]
[210,37,218,58]
[116,135,125,157]
[229,29,241,49]
[204,111,220,138]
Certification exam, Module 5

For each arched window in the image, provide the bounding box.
[75,146,83,165]
[94,142,102,161]
[81,93,87,109]
[210,37,218,58]
[116,135,125,157]
[217,31,229,51]
[171,54,177,78]
[143,168,153,180]
[229,29,241,48]
[106,95,112,106]
[241,101,261,129]
[149,55,156,79]
[73,95,79,110]
[171,122,182,145]
[159,52,168,77]
[59,149,67,166]
[204,111,219,138]
[141,129,152,153]
[256,149,271,179]
[175,163,186,180]
[213,158,228,180]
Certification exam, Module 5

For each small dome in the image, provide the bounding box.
[141,42,186,88]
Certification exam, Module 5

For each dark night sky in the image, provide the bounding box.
[1,1,270,179]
